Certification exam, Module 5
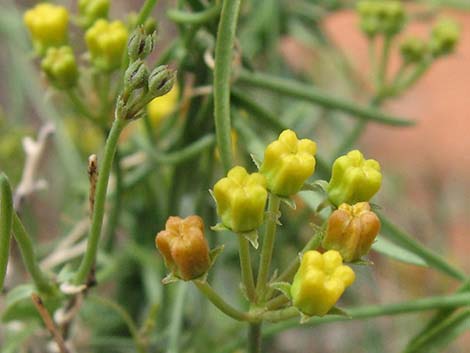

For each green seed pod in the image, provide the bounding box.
[124,59,149,91]
[127,26,156,62]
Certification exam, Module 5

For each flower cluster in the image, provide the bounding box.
[357,1,405,37]
[155,129,383,318]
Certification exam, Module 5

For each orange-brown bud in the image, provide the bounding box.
[322,202,380,262]
[156,215,210,281]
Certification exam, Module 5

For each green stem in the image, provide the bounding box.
[376,35,392,90]
[12,213,55,295]
[405,278,470,349]
[213,0,241,172]
[193,280,253,322]
[248,323,262,353]
[270,293,470,329]
[90,295,146,353]
[236,70,414,127]
[0,174,13,291]
[75,118,127,284]
[136,0,160,26]
[265,295,290,311]
[167,282,187,353]
[237,234,256,302]
[218,293,470,353]
[256,194,281,301]
[379,214,466,281]
[167,4,221,25]
[392,60,431,95]
[104,149,123,251]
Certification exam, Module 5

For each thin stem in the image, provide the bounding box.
[136,0,160,27]
[74,118,127,284]
[193,280,253,322]
[237,234,256,302]
[236,70,414,127]
[104,149,123,251]
[265,295,290,311]
[12,212,55,295]
[266,292,470,331]
[392,60,431,96]
[31,293,69,353]
[90,295,146,353]
[0,174,13,290]
[167,282,187,353]
[213,0,241,172]
[248,323,262,353]
[218,293,470,353]
[66,90,102,127]
[256,194,281,301]
[167,4,221,25]
[376,35,392,91]
[406,279,470,348]
[379,214,466,281]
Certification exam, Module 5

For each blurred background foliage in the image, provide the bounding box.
[0,0,469,352]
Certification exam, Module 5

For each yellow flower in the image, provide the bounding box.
[24,3,69,56]
[213,166,268,233]
[291,250,355,316]
[41,46,78,89]
[155,215,211,281]
[147,84,180,128]
[85,19,128,71]
[327,150,382,207]
[323,202,381,262]
[260,129,316,197]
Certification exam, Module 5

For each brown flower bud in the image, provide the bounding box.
[322,202,380,262]
[155,215,210,280]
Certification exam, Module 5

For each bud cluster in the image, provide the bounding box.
[116,27,176,121]
[357,1,405,38]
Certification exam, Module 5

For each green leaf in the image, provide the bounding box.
[301,179,329,193]
[270,282,292,300]
[372,236,428,267]
[209,245,225,267]
[279,196,296,210]
[210,223,231,232]
[250,153,262,169]
[2,284,62,322]
[161,272,180,285]
[404,310,470,353]
[240,229,259,249]
[327,306,351,318]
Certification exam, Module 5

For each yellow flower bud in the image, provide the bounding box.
[213,166,268,233]
[41,46,78,89]
[24,3,69,56]
[85,19,128,71]
[147,84,180,128]
[291,250,355,316]
[327,150,382,207]
[155,215,211,281]
[78,0,109,29]
[260,130,316,197]
[323,202,381,262]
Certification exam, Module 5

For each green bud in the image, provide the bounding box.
[124,59,149,91]
[430,19,459,57]
[148,65,177,98]
[41,46,78,89]
[78,0,109,29]
[400,37,428,63]
[127,26,156,62]
[357,1,405,37]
